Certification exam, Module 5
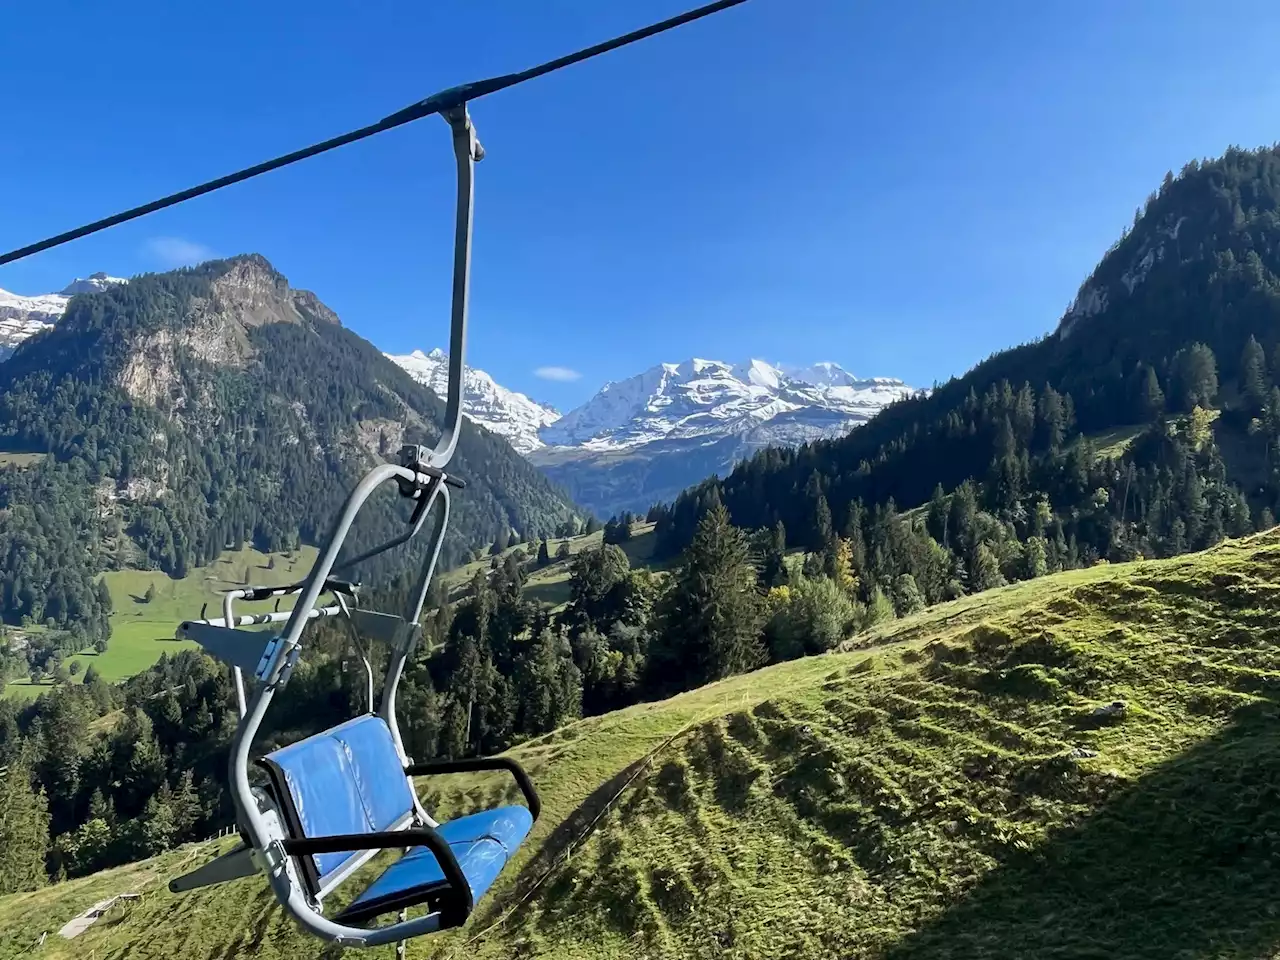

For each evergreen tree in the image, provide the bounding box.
[811,493,834,551]
[653,504,764,687]
[1140,365,1166,421]
[87,788,115,826]
[864,586,895,626]
[968,543,1006,592]
[759,520,789,588]
[94,578,112,615]
[555,540,572,561]
[1242,335,1269,413]
[1172,342,1219,411]
[143,583,156,603]
[890,573,924,617]
[1023,536,1049,579]
[584,517,603,535]
[0,744,50,895]
[537,539,551,567]
[926,484,948,546]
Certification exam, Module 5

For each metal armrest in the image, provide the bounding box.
[405,757,541,821]
[282,828,473,929]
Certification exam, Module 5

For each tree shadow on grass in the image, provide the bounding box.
[884,701,1280,960]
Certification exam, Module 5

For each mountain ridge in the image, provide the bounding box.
[532,356,915,517]
[540,356,914,451]
[385,347,561,455]
[0,273,128,359]
[0,254,583,638]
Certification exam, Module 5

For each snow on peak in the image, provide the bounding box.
[0,273,129,360]
[539,356,916,452]
[781,361,861,387]
[385,347,561,454]
[59,273,128,296]
[732,358,784,389]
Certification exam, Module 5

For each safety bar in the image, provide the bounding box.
[184,606,341,630]
[220,578,353,717]
[228,577,360,604]
[406,757,541,821]
[282,828,472,929]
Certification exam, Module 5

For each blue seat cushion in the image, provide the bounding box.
[336,805,534,924]
[261,715,417,885]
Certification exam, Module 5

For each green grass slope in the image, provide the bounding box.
[8,532,1280,958]
[437,522,663,611]
[4,546,319,700]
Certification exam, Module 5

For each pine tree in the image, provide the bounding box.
[1242,335,1269,413]
[655,503,764,686]
[1140,365,1166,421]
[1261,507,1277,531]
[968,543,1006,592]
[170,769,201,838]
[890,573,924,616]
[0,744,50,895]
[143,582,156,603]
[94,578,112,615]
[759,520,789,588]
[811,494,834,551]
[864,586,895,626]
[87,788,115,826]
[1023,536,1049,579]
[1172,342,1219,411]
[537,539,551,566]
[926,484,948,545]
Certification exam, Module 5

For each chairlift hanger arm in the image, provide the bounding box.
[0,0,749,268]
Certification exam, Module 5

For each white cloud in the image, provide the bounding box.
[534,365,582,382]
[144,236,214,268]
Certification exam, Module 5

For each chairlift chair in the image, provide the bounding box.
[168,104,542,948]
[0,1,753,949]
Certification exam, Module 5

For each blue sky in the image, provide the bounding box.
[5,1,1280,412]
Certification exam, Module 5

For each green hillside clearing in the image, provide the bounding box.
[437,522,662,611]
[4,546,318,700]
[4,529,1280,957]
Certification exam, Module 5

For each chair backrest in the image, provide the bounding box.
[260,715,417,896]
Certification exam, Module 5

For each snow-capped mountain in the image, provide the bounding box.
[540,357,913,452]
[0,273,128,359]
[531,357,915,518]
[385,348,562,455]
[58,273,128,296]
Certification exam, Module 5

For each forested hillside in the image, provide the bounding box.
[5,529,1280,959]
[652,145,1280,607]
[0,255,584,652]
